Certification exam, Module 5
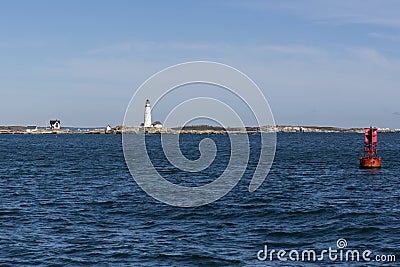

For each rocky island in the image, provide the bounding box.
[2,125,399,134]
[118,125,400,134]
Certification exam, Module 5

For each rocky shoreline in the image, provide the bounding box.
[1,125,400,134]
[119,125,400,134]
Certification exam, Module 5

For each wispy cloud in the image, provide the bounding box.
[87,40,325,59]
[368,32,400,41]
[41,58,162,84]
[253,44,325,57]
[393,111,400,116]
[87,41,225,55]
[347,47,392,67]
[234,0,400,27]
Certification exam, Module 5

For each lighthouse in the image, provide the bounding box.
[144,99,152,127]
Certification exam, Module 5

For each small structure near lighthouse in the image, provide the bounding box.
[360,127,381,168]
[50,120,61,130]
[144,99,152,127]
[152,121,163,128]
[105,125,112,134]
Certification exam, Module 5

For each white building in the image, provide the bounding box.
[50,120,61,130]
[105,125,112,133]
[152,121,163,128]
[144,99,152,127]
[26,126,38,133]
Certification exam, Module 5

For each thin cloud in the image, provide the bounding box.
[234,0,400,27]
[255,44,325,57]
[368,32,400,41]
[347,47,391,67]
[87,41,225,55]
[87,41,324,58]
[393,112,400,116]
[87,41,157,54]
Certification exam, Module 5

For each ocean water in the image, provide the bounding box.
[0,133,399,266]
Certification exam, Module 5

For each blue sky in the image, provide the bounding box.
[1,0,400,128]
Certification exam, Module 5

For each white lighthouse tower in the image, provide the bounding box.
[144,99,152,127]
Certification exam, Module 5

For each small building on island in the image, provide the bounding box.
[152,121,163,128]
[105,125,112,133]
[26,126,38,133]
[50,120,61,130]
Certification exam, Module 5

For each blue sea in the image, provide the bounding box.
[0,133,399,266]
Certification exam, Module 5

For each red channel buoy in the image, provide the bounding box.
[359,127,381,168]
